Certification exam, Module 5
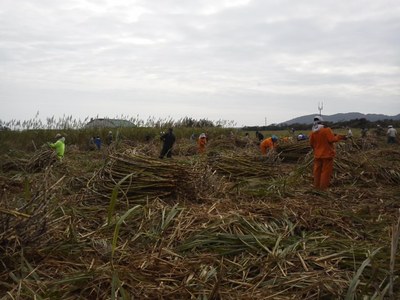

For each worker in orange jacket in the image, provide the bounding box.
[260,135,278,155]
[309,116,346,190]
[198,133,207,154]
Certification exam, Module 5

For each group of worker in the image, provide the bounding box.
[159,129,208,158]
[361,124,398,143]
[255,116,347,190]
[48,131,113,162]
[309,117,398,190]
[48,117,398,191]
[89,136,102,150]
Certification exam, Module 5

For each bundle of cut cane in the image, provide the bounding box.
[0,168,66,255]
[115,139,159,157]
[25,147,58,173]
[0,154,27,172]
[276,140,312,162]
[334,149,400,185]
[87,151,216,203]
[207,151,280,180]
[207,136,250,151]
[0,147,57,173]
[174,141,198,156]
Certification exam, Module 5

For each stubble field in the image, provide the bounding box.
[1,129,399,299]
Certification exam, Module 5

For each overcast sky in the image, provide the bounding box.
[1,0,399,127]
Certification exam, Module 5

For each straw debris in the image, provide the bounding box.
[1,136,400,299]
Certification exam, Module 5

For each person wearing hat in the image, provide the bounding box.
[197,133,207,154]
[260,135,278,155]
[159,128,176,158]
[309,116,346,190]
[49,133,65,161]
[387,125,397,144]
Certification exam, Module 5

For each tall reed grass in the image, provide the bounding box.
[0,114,239,155]
[0,113,237,131]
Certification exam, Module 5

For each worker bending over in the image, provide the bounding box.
[260,135,278,155]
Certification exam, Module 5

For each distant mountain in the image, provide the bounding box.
[282,112,400,125]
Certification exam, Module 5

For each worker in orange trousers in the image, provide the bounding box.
[198,133,207,154]
[309,116,346,190]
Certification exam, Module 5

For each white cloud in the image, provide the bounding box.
[0,0,399,126]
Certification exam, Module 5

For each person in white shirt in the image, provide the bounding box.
[387,125,397,144]
[346,127,353,138]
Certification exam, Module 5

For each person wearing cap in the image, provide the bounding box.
[309,116,346,190]
[387,125,397,144]
[49,133,65,161]
[260,135,278,155]
[159,128,176,158]
[198,133,207,154]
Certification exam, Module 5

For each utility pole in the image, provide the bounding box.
[265,117,267,127]
[318,102,323,116]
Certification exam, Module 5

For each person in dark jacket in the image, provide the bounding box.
[159,128,176,158]
[255,131,264,142]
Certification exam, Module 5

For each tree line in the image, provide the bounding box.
[244,118,400,132]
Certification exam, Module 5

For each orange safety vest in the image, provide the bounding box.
[198,137,207,153]
[260,138,276,155]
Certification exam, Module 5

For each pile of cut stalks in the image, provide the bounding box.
[1,138,400,299]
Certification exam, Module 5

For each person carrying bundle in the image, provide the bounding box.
[260,135,278,155]
[309,116,346,190]
[48,133,65,162]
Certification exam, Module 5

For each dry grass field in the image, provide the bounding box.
[1,130,400,299]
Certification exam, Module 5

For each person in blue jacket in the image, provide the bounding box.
[94,136,102,150]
